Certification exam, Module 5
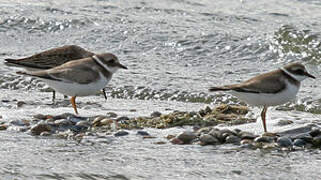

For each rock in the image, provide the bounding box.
[254,136,274,143]
[240,131,258,140]
[53,113,77,120]
[114,130,129,137]
[17,101,26,107]
[208,129,223,142]
[240,139,253,145]
[55,119,73,126]
[276,119,293,126]
[309,128,321,137]
[170,138,184,145]
[30,123,52,135]
[293,139,306,147]
[240,143,256,149]
[136,130,150,136]
[276,137,293,147]
[234,128,242,134]
[40,131,51,136]
[176,131,197,144]
[225,135,241,144]
[33,114,48,120]
[220,129,236,136]
[199,134,219,145]
[0,124,8,130]
[76,121,90,127]
[312,136,321,147]
[154,141,166,145]
[196,127,212,135]
[117,116,130,122]
[106,112,118,118]
[151,111,162,118]
[292,133,313,143]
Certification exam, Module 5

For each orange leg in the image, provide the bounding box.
[70,96,78,115]
[261,106,268,132]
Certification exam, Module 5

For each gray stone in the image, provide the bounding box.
[114,130,129,137]
[137,130,150,136]
[209,129,223,142]
[151,111,162,118]
[292,133,313,143]
[277,137,293,147]
[312,136,321,147]
[293,139,306,147]
[176,131,197,144]
[309,128,321,137]
[55,119,73,126]
[240,131,258,140]
[30,123,52,135]
[254,136,274,143]
[76,121,90,127]
[199,134,219,145]
[225,135,241,144]
[106,112,118,118]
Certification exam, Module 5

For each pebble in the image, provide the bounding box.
[76,121,91,127]
[209,129,223,142]
[114,130,129,137]
[117,116,130,121]
[225,135,241,144]
[240,131,258,140]
[151,111,162,118]
[136,130,150,136]
[0,124,8,130]
[312,136,321,147]
[30,123,52,135]
[40,131,51,136]
[276,137,293,147]
[170,138,184,145]
[240,139,253,145]
[309,128,321,137]
[292,133,313,143]
[176,131,197,144]
[199,134,219,145]
[254,136,274,143]
[55,119,73,126]
[293,139,306,147]
[17,101,26,107]
[106,112,118,118]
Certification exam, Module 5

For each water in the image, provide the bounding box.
[0,0,321,179]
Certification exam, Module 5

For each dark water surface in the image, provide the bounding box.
[1,0,321,179]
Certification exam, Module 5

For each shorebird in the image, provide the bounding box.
[4,45,108,101]
[209,63,315,133]
[17,53,127,114]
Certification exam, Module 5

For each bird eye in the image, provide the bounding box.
[294,69,305,75]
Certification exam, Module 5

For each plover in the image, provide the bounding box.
[4,45,108,101]
[209,63,315,133]
[17,53,127,114]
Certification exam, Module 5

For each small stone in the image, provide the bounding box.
[154,141,166,145]
[55,119,73,126]
[176,131,197,144]
[254,136,274,143]
[76,121,90,127]
[276,119,293,126]
[199,134,219,145]
[277,137,293,147]
[231,170,242,175]
[208,129,224,142]
[225,135,241,144]
[240,143,256,149]
[293,139,306,147]
[170,138,184,145]
[100,118,114,126]
[106,112,118,118]
[92,116,106,125]
[240,132,258,140]
[137,130,150,136]
[114,130,129,137]
[0,124,8,130]
[220,129,236,136]
[30,123,52,135]
[33,114,47,120]
[309,128,321,137]
[240,139,253,145]
[292,133,313,143]
[40,131,51,136]
[312,136,321,147]
[142,136,156,139]
[151,111,162,118]
[234,128,242,134]
[17,101,26,107]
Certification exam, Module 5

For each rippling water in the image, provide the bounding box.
[1,0,321,179]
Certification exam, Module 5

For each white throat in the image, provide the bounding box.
[92,55,118,74]
[280,67,306,82]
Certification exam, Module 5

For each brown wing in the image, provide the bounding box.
[5,45,94,69]
[228,70,286,94]
[20,58,100,84]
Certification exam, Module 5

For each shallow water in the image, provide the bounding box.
[1,0,321,179]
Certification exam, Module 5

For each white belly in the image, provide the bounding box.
[230,82,299,107]
[43,75,110,97]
